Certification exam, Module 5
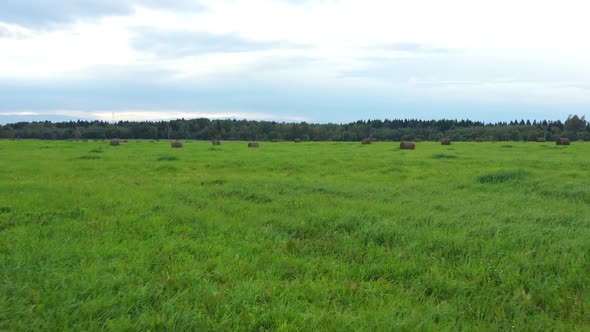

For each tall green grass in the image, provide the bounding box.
[1,140,589,330]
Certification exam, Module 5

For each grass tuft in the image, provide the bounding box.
[157,155,179,161]
[432,154,458,159]
[478,169,528,183]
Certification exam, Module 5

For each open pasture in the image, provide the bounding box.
[1,140,589,330]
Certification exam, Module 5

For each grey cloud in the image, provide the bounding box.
[0,0,204,28]
[132,27,306,56]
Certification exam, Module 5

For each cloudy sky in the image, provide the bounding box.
[1,0,589,124]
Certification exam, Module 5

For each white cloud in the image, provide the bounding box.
[0,110,309,122]
[1,0,590,121]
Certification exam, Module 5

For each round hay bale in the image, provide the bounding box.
[294,138,302,143]
[248,142,259,148]
[441,138,451,145]
[361,138,371,144]
[171,141,183,148]
[110,139,120,146]
[211,139,221,145]
[535,137,546,142]
[556,138,570,145]
[400,141,415,150]
[474,138,484,142]
[271,138,279,143]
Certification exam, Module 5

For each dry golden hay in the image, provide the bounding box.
[171,141,183,148]
[400,141,415,150]
[361,138,371,144]
[110,139,120,146]
[556,138,570,145]
[441,138,451,145]
[211,139,221,145]
[248,142,260,148]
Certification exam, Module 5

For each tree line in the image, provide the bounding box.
[1,115,588,142]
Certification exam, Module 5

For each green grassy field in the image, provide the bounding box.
[1,140,589,330]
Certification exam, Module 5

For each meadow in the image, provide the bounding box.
[1,139,589,330]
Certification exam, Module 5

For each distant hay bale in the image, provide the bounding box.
[361,138,371,144]
[441,138,451,145]
[535,137,546,142]
[211,139,221,145]
[248,142,259,148]
[294,138,302,143]
[110,139,120,146]
[474,138,484,142]
[400,141,415,150]
[171,141,183,148]
[271,138,279,143]
[556,138,570,145]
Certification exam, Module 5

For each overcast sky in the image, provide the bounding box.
[1,0,589,124]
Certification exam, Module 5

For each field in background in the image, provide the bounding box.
[1,140,589,330]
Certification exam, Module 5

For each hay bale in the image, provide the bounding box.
[110,139,120,146]
[211,139,221,145]
[400,141,415,150]
[441,138,451,145]
[271,138,279,143]
[535,137,546,142]
[556,138,570,145]
[294,138,302,143]
[248,142,259,148]
[474,138,484,142]
[171,141,183,148]
[361,138,371,144]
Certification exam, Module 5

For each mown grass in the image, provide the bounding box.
[1,140,589,330]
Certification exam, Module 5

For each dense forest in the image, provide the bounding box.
[1,115,588,142]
